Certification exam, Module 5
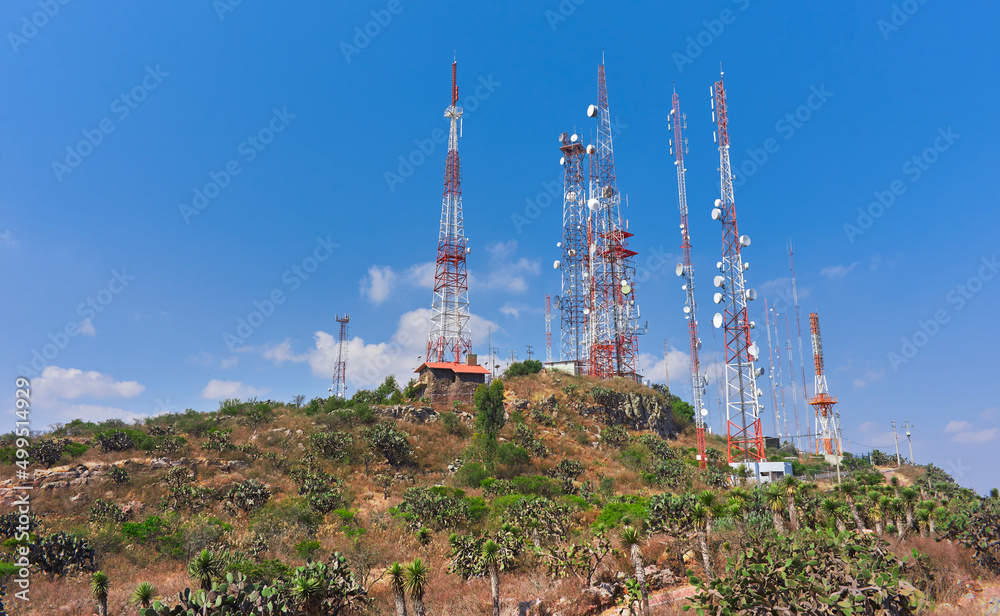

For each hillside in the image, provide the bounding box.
[1,369,997,615]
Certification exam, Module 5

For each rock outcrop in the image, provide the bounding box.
[376,404,438,424]
[579,391,677,438]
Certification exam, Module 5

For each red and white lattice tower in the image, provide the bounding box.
[427,62,471,363]
[586,61,642,381]
[668,88,708,469]
[711,74,765,464]
[331,314,350,399]
[558,131,588,368]
[807,313,841,455]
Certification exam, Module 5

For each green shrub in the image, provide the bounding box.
[619,444,649,470]
[513,424,548,457]
[96,429,152,452]
[294,539,322,560]
[122,515,165,544]
[503,360,543,378]
[455,462,489,488]
[594,496,649,529]
[440,412,469,437]
[549,459,585,482]
[396,486,477,530]
[290,468,345,513]
[511,475,564,499]
[496,443,531,467]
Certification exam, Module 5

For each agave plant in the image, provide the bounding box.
[130,581,157,609]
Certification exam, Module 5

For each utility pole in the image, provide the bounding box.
[903,421,914,464]
[525,345,534,361]
[891,421,902,467]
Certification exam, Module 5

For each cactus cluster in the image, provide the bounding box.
[686,529,925,615]
[140,572,287,616]
[225,480,271,515]
[97,430,135,452]
[513,424,548,457]
[29,532,97,577]
[89,499,131,523]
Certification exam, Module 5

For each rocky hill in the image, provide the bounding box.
[0,368,997,616]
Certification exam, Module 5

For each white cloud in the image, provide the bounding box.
[473,241,540,293]
[78,318,96,336]
[28,366,145,425]
[858,421,880,433]
[500,303,522,318]
[260,339,305,364]
[186,351,213,366]
[950,428,999,444]
[359,263,434,305]
[0,230,15,247]
[853,369,885,389]
[820,262,861,280]
[980,407,997,421]
[200,379,267,399]
[34,366,144,401]
[945,420,972,434]
[220,356,238,369]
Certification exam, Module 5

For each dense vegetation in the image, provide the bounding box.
[1,371,996,615]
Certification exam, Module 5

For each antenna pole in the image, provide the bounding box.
[891,420,902,467]
[807,312,840,455]
[670,88,707,468]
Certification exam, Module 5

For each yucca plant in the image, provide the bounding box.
[482,540,502,616]
[187,549,224,591]
[91,571,110,616]
[387,562,408,616]
[765,483,786,534]
[619,526,650,616]
[290,575,325,616]
[404,558,428,616]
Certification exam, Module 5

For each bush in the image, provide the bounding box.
[122,515,166,544]
[594,496,649,529]
[503,360,543,378]
[440,412,469,437]
[294,539,322,560]
[496,443,531,467]
[511,475,564,499]
[455,462,489,488]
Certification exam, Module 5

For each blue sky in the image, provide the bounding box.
[2,1,997,493]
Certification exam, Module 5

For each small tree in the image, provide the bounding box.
[29,438,67,468]
[474,379,506,471]
[483,540,502,616]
